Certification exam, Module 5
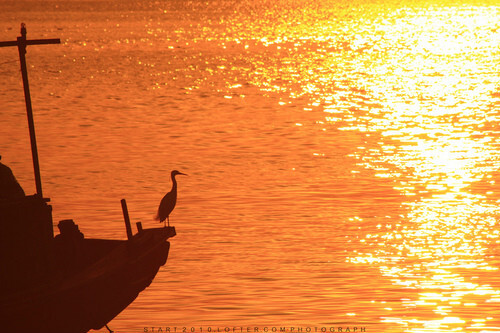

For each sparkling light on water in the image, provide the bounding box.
[1,1,500,332]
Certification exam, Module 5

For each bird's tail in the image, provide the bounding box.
[154,210,160,221]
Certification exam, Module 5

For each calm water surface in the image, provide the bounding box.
[1,0,500,332]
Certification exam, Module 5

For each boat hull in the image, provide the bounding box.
[1,227,175,333]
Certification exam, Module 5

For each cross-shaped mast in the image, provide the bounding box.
[0,23,60,198]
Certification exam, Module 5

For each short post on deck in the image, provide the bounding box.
[120,199,133,240]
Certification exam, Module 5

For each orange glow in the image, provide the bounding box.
[1,0,499,332]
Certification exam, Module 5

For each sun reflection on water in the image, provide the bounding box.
[2,0,500,330]
[329,5,500,332]
[237,2,500,332]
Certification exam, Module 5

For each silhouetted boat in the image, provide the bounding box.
[0,26,176,333]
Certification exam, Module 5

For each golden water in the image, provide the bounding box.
[1,0,500,332]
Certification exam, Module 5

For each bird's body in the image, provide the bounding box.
[156,170,187,227]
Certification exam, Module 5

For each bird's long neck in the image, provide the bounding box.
[171,174,178,193]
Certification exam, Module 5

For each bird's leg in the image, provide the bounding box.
[167,216,170,228]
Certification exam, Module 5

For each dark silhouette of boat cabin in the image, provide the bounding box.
[0,25,176,333]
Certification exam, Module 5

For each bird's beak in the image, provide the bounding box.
[179,172,188,176]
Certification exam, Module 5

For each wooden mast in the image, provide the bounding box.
[0,23,60,198]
